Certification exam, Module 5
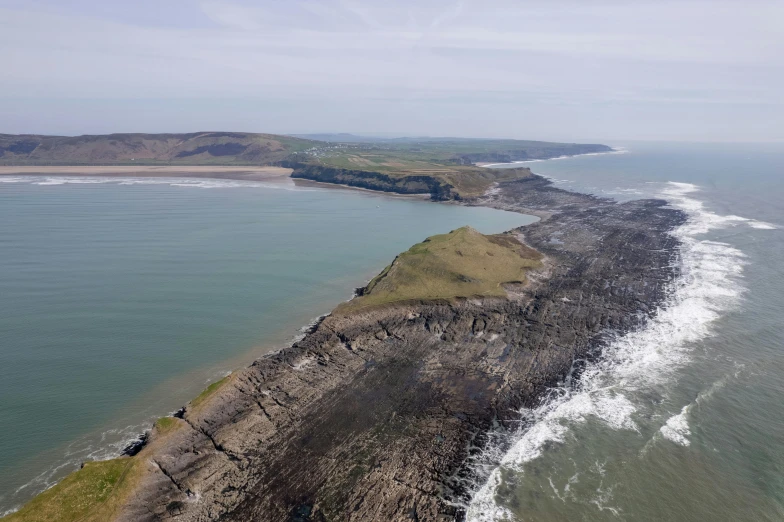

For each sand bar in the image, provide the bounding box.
[0,166,294,183]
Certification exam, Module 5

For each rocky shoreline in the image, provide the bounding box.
[284,161,463,201]
[103,174,685,522]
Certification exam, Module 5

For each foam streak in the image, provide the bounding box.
[466,181,762,521]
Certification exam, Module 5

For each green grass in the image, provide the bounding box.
[153,416,181,436]
[1,417,192,522]
[340,227,542,312]
[1,459,137,522]
[1,418,194,522]
[190,374,231,409]
[0,378,229,522]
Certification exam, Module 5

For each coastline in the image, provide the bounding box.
[2,157,686,522]
[290,177,432,199]
[0,166,294,183]
[475,147,627,167]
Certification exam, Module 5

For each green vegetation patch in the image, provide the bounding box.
[190,374,231,409]
[341,227,542,311]
[438,167,532,198]
[153,416,181,436]
[2,459,133,522]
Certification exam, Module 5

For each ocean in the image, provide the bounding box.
[0,176,533,515]
[2,141,782,520]
[467,142,784,521]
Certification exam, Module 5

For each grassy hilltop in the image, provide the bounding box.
[341,226,542,312]
[0,132,317,166]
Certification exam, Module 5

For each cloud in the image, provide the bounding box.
[0,0,781,140]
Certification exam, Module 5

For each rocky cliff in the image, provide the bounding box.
[286,162,460,201]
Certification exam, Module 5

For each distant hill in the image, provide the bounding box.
[290,134,612,164]
[0,131,612,167]
[0,132,318,165]
[290,133,387,143]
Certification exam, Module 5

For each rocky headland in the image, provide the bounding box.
[3,171,685,522]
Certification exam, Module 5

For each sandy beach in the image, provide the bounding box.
[0,166,293,183]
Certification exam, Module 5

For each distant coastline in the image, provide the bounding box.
[0,165,293,182]
[475,146,626,167]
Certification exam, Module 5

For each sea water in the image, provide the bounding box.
[467,142,784,521]
[0,177,534,514]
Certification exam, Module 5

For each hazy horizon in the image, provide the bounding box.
[1,0,782,142]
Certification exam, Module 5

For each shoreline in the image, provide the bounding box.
[475,146,626,167]
[2,164,686,521]
[290,177,432,199]
[0,166,294,183]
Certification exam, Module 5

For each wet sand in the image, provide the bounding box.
[0,166,293,183]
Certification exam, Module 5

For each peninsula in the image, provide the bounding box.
[1,134,682,522]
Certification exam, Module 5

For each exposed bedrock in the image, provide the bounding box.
[119,175,685,522]
[283,162,460,201]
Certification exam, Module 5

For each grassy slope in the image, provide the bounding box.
[0,132,317,166]
[2,459,143,522]
[1,376,233,522]
[340,226,542,312]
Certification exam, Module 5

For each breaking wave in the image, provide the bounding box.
[0,176,317,191]
[465,181,767,521]
[481,147,629,168]
[0,420,154,515]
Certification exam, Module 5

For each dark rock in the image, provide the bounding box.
[121,432,150,457]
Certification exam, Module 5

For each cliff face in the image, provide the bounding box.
[286,162,460,201]
[115,175,684,522]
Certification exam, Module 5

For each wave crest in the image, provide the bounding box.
[465,180,763,521]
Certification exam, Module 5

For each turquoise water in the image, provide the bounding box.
[468,143,784,521]
[0,177,534,514]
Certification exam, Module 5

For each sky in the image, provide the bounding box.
[1,0,782,142]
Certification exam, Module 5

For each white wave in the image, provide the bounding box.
[2,176,316,192]
[482,147,629,168]
[660,406,692,446]
[661,182,778,232]
[747,220,777,230]
[656,364,743,448]
[4,420,152,513]
[466,180,762,521]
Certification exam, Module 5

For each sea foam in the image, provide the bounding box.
[465,180,763,521]
[1,176,315,192]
